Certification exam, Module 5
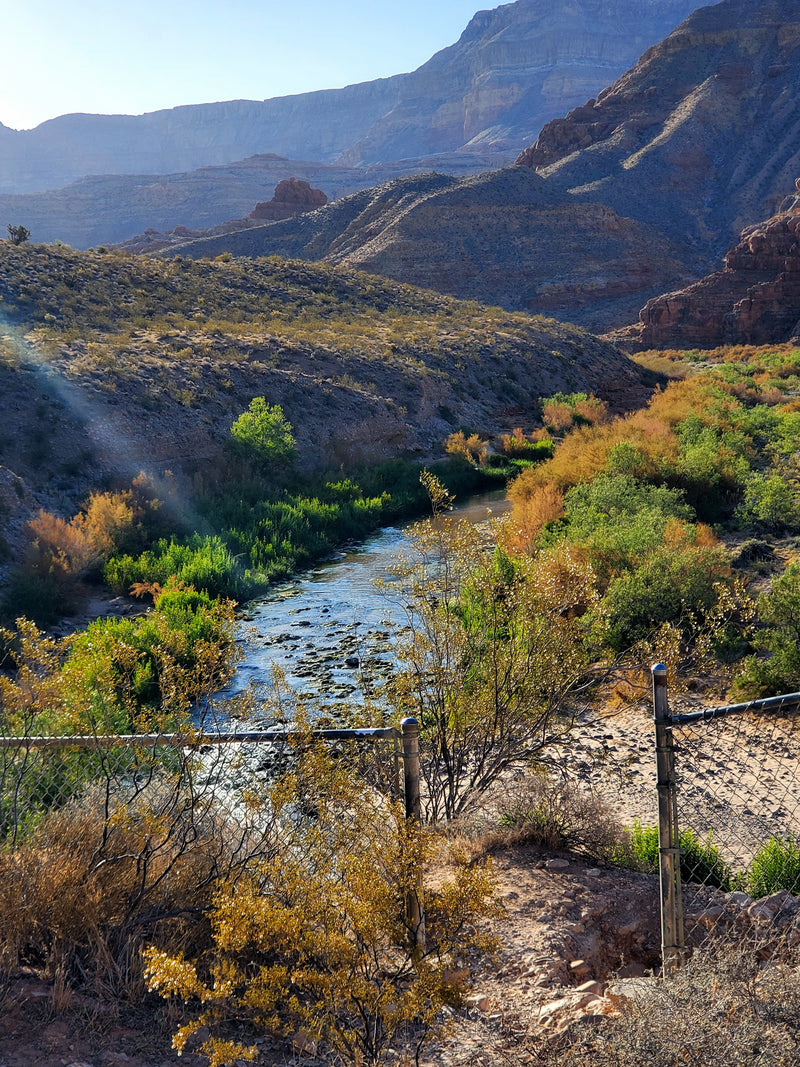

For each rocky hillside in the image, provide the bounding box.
[611,183,800,350]
[0,244,648,549]
[0,0,698,198]
[116,177,331,255]
[0,152,504,249]
[162,164,691,332]
[518,0,800,270]
[168,0,800,334]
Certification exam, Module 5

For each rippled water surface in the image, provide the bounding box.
[228,490,510,705]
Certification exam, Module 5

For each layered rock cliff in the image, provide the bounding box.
[0,0,698,197]
[517,0,800,269]
[167,0,800,334]
[612,185,800,349]
[165,167,690,331]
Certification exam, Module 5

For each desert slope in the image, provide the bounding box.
[0,244,648,545]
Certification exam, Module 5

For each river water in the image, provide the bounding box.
[227,490,510,708]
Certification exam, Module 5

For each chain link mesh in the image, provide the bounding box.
[669,698,800,953]
[0,727,402,851]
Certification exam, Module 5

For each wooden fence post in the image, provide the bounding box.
[401,717,425,949]
[653,663,685,975]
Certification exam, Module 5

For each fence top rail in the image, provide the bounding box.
[0,726,401,750]
[667,691,800,727]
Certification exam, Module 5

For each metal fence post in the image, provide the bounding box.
[401,717,425,949]
[653,663,685,975]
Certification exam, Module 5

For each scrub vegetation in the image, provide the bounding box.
[2,237,800,1063]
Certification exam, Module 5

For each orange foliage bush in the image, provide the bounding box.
[509,379,711,498]
[499,427,529,456]
[25,491,135,585]
[503,482,564,554]
[541,400,573,433]
[573,396,608,425]
[445,430,488,465]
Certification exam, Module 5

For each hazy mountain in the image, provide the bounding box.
[0,152,499,248]
[163,0,800,333]
[0,0,699,199]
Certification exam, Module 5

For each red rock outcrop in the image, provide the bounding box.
[611,191,800,350]
[248,178,327,221]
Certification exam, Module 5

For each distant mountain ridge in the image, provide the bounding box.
[0,0,699,199]
[161,0,800,335]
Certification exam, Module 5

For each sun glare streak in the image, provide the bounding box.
[0,310,205,534]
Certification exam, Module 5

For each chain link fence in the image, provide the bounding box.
[0,720,423,988]
[0,722,419,848]
[652,664,800,971]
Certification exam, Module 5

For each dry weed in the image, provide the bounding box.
[532,941,800,1066]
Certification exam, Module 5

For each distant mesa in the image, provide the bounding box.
[248,178,327,221]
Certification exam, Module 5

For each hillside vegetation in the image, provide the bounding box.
[0,241,647,614]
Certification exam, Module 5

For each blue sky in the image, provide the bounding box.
[2,0,490,130]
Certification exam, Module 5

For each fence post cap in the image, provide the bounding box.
[400,716,419,727]
[652,663,667,676]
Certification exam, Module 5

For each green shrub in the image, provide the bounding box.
[748,835,800,897]
[0,568,70,626]
[733,563,800,698]
[229,397,296,465]
[602,540,730,651]
[738,471,800,530]
[616,821,734,889]
[557,474,694,581]
[105,534,250,601]
[1,584,237,737]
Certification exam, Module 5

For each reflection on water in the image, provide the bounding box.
[226,490,510,706]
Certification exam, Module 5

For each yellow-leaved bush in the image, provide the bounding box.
[143,738,501,1067]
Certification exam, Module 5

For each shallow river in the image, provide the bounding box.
[226,490,510,709]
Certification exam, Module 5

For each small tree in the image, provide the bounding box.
[387,513,595,822]
[7,224,30,246]
[230,397,296,466]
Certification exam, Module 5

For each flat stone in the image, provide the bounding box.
[569,959,590,977]
[748,902,777,922]
[575,980,603,994]
[545,858,570,871]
